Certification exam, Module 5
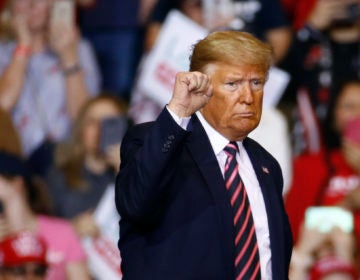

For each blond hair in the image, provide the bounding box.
[190,31,273,74]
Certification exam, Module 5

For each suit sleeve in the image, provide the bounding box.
[115,108,189,225]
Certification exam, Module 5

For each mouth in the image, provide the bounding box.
[234,112,255,118]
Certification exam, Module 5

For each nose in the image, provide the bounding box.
[238,82,254,104]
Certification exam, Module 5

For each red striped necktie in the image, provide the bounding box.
[224,142,261,280]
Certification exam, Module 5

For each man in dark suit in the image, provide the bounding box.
[115,30,293,279]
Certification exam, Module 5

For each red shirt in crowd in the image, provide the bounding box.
[285,149,360,244]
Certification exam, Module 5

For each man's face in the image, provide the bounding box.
[201,62,266,141]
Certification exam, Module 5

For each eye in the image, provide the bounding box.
[224,81,237,90]
[251,79,264,90]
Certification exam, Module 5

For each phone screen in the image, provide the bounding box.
[99,116,128,154]
[305,206,354,233]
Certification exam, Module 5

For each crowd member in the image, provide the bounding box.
[285,79,360,248]
[279,0,360,154]
[76,0,157,100]
[45,95,128,239]
[116,31,292,279]
[0,231,48,280]
[0,107,90,279]
[0,150,91,280]
[0,0,100,175]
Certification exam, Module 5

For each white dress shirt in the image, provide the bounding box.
[167,107,272,279]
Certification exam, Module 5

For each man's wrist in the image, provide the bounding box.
[167,102,192,118]
[166,106,191,130]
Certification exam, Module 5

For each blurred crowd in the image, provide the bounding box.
[0,0,358,279]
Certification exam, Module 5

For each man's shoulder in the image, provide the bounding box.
[244,137,273,157]
[244,137,281,167]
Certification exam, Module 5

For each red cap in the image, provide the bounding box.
[0,231,47,266]
[310,256,358,280]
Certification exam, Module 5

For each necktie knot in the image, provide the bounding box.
[224,141,239,158]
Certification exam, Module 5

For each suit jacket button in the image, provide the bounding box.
[168,135,175,140]
[162,147,169,153]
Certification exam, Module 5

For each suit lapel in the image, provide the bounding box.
[243,138,286,276]
[186,115,234,277]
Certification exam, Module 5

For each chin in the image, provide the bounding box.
[235,119,258,130]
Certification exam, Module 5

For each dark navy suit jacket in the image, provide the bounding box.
[115,108,293,279]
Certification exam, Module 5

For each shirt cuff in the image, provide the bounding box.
[166,106,191,130]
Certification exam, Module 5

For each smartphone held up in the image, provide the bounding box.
[99,116,128,155]
[305,206,354,233]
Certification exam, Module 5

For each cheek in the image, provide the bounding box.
[205,96,228,120]
[335,109,360,133]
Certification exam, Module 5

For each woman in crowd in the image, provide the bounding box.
[45,95,128,238]
[0,0,100,175]
[285,79,360,271]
